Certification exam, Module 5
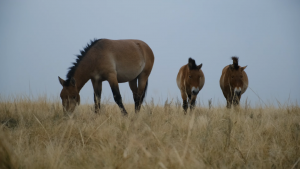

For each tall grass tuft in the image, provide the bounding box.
[0,96,299,168]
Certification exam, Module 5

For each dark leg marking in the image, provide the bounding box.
[129,78,140,113]
[134,97,140,112]
[183,100,188,114]
[138,80,148,107]
[188,94,191,100]
[226,97,232,108]
[112,88,127,115]
[135,78,148,113]
[190,99,196,110]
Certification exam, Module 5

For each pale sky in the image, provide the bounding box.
[1,1,299,107]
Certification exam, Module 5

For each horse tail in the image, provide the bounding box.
[140,80,148,104]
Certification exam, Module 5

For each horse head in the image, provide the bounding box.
[186,58,203,95]
[58,76,80,113]
[228,57,247,104]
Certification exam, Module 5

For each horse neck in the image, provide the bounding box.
[73,62,92,92]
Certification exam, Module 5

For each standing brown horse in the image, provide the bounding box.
[220,57,248,108]
[58,39,155,115]
[176,58,205,113]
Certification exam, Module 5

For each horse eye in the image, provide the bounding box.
[73,96,76,99]
[231,76,234,78]
[189,75,191,78]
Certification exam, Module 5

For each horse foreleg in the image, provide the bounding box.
[91,79,102,113]
[108,75,127,116]
[190,95,197,110]
[180,90,188,114]
[226,95,232,108]
[232,94,241,107]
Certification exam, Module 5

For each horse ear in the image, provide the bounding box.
[240,65,247,71]
[58,76,65,86]
[197,63,202,70]
[70,77,76,87]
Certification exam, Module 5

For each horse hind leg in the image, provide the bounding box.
[139,80,148,108]
[135,75,149,112]
[129,78,140,113]
[91,79,102,113]
[107,74,127,115]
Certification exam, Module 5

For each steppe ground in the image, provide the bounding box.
[0,96,300,169]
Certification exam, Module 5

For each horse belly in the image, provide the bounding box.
[116,63,144,83]
[106,40,147,83]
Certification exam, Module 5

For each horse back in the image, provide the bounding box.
[89,39,154,82]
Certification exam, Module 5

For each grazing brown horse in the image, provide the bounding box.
[176,58,205,113]
[58,39,155,115]
[220,57,248,108]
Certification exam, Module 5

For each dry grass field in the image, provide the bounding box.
[0,96,300,169]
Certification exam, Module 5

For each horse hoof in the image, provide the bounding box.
[122,111,128,116]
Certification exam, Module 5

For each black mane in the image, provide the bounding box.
[188,57,197,70]
[231,56,239,70]
[65,39,99,85]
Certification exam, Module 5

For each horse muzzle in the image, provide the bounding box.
[191,87,199,95]
[234,87,241,97]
